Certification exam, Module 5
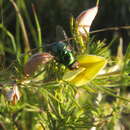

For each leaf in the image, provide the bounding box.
[63,55,107,86]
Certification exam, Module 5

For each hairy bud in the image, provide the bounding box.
[24,52,54,76]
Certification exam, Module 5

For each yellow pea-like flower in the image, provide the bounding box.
[63,55,107,86]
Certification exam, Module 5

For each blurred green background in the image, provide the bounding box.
[1,0,130,47]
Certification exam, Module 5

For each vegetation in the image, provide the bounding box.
[0,0,130,130]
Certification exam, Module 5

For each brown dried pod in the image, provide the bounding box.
[24,52,54,76]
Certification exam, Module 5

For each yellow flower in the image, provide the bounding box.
[63,55,107,86]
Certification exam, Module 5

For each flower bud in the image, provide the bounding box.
[76,6,98,36]
[24,52,54,76]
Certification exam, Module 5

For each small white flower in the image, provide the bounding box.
[6,85,20,104]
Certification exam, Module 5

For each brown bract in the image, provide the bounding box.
[24,52,54,76]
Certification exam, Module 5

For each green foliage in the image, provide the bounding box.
[0,0,130,130]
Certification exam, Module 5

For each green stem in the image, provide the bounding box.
[32,4,42,52]
[96,0,100,6]
[0,24,17,53]
[9,0,30,55]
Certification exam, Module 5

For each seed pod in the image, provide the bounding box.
[76,6,98,36]
[24,52,54,76]
[6,84,20,105]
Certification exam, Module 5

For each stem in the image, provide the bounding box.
[9,0,30,53]
[0,24,17,53]
[90,25,130,34]
[59,25,130,43]
[96,0,100,6]
[32,4,42,52]
[98,71,120,77]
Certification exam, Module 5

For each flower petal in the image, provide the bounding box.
[76,6,98,35]
[63,55,107,86]
[6,85,20,104]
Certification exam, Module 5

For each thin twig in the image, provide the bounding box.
[59,25,130,42]
[90,25,130,34]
